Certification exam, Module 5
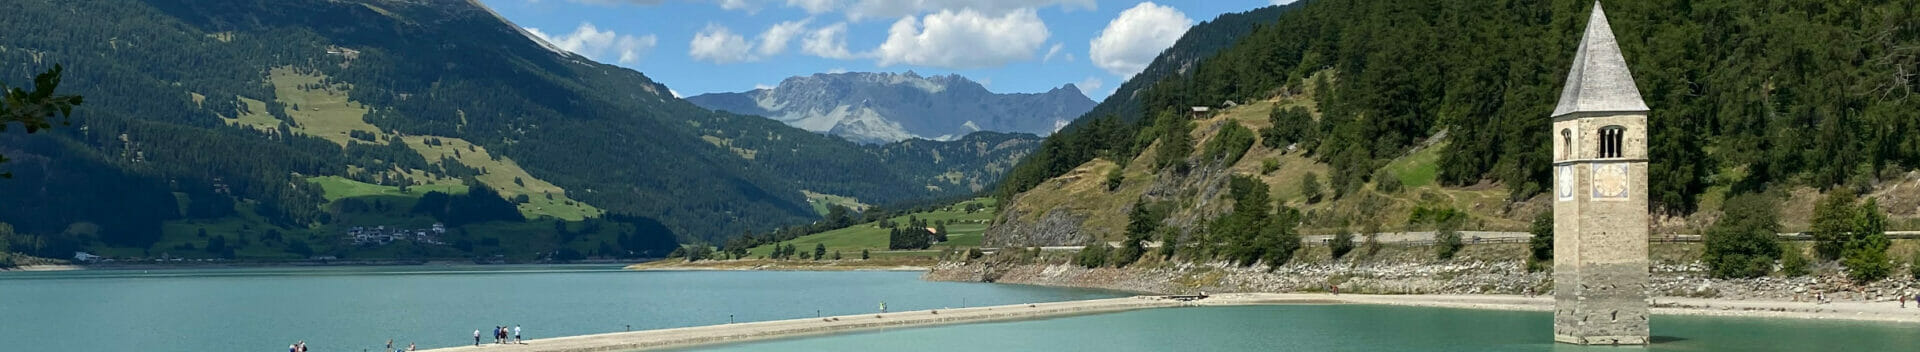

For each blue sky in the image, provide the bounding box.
[477,0,1297,100]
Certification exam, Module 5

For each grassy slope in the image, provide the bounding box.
[259,67,598,220]
[1001,74,1536,243]
[746,198,998,258]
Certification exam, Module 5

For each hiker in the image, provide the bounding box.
[515,325,523,344]
[473,329,481,346]
[880,302,887,313]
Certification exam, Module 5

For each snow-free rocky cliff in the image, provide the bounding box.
[688,72,1095,144]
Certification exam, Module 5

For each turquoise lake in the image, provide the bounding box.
[0,266,1118,351]
[4,266,1916,351]
[690,304,1920,351]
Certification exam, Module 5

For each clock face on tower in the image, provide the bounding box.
[1591,163,1630,200]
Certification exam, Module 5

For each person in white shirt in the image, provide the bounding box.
[514,325,522,344]
[473,329,481,346]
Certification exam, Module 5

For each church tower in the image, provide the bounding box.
[1551,2,1650,345]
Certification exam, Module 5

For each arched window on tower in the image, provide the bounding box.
[1560,129,1572,160]
[1598,126,1625,158]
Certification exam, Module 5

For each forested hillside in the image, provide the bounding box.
[1005,0,1920,215]
[999,2,1301,202]
[0,0,1036,261]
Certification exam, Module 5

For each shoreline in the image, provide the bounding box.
[624,258,935,272]
[416,292,1920,352]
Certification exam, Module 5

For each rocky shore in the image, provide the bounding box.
[926,244,1920,304]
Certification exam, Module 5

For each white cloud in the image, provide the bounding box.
[689,23,756,63]
[1089,2,1191,78]
[827,67,849,73]
[757,19,811,56]
[1042,43,1064,63]
[838,0,1095,20]
[873,8,1049,69]
[527,22,657,65]
[1269,0,1299,5]
[802,22,858,59]
[786,0,838,14]
[1075,76,1104,96]
[670,89,683,98]
[754,83,776,90]
[718,0,758,12]
[572,0,665,5]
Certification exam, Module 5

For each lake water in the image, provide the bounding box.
[689,304,1920,351]
[0,266,1120,351]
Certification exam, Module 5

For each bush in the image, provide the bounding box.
[1261,158,1281,174]
[1105,167,1124,191]
[1434,225,1463,260]
[1703,194,1783,279]
[1112,244,1145,268]
[1809,189,1857,261]
[1909,249,1920,280]
[965,248,983,261]
[1300,172,1324,204]
[1375,171,1403,194]
[1780,245,1811,277]
[1842,232,1892,283]
[1329,227,1356,260]
[1158,227,1180,260]
[1527,211,1553,271]
[861,249,870,260]
[1076,242,1110,268]
[1202,121,1257,166]
[1361,221,1383,257]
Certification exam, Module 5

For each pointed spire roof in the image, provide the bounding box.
[1552,2,1648,118]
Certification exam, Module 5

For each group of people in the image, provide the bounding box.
[287,341,306,352]
[475,325,522,345]
[385,338,415,352]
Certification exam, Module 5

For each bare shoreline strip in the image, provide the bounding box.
[419,296,1184,352]
[421,293,1920,352]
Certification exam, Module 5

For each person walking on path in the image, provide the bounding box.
[514,325,522,344]
[473,329,481,346]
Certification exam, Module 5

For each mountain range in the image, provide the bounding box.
[0,0,1042,259]
[687,72,1095,144]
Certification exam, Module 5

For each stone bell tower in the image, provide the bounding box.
[1551,1,1650,346]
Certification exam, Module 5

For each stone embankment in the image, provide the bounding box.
[927,258,1920,303]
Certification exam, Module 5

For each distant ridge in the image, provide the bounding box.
[688,72,1095,144]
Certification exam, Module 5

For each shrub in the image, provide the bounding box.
[1909,249,1920,280]
[1261,158,1281,174]
[1158,227,1180,260]
[1202,121,1257,166]
[1300,172,1324,204]
[1361,220,1383,257]
[1527,211,1553,267]
[1780,244,1811,277]
[1842,232,1892,283]
[1076,242,1110,268]
[1809,189,1857,261]
[1329,227,1356,260]
[1703,194,1782,279]
[1434,224,1463,260]
[1375,171,1404,194]
[1105,167,1124,191]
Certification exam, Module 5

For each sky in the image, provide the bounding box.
[477,0,1299,100]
